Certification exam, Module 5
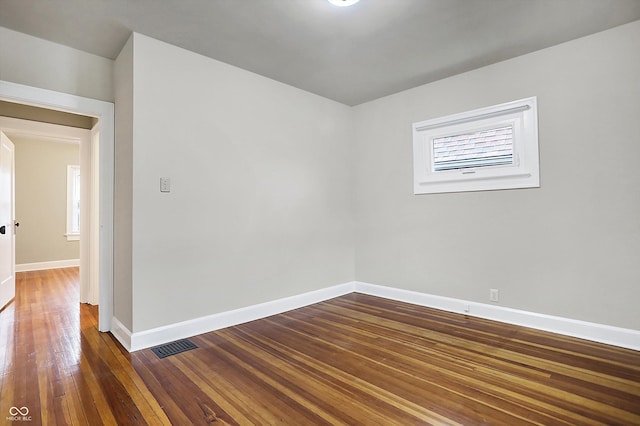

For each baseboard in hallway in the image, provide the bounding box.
[15,259,80,272]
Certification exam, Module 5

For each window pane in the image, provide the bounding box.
[72,168,80,233]
[433,125,513,171]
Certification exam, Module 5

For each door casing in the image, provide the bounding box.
[0,80,114,332]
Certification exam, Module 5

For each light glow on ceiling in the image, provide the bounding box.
[328,0,360,7]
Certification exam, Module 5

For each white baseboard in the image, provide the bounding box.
[110,317,132,352]
[354,281,640,351]
[16,259,80,272]
[110,280,639,353]
[125,282,354,352]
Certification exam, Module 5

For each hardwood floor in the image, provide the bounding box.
[0,269,169,425]
[1,269,639,425]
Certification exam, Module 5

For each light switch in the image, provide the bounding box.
[160,177,171,193]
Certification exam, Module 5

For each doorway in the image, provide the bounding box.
[0,117,95,304]
[0,80,114,332]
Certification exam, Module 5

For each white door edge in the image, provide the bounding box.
[0,131,15,311]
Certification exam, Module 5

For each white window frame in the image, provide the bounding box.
[412,97,540,194]
[66,165,80,241]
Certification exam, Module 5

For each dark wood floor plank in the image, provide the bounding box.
[131,350,198,424]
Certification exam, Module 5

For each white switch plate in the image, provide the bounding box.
[160,177,171,193]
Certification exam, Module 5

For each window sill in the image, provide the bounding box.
[65,234,80,241]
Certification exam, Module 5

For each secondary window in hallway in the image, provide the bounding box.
[66,164,80,241]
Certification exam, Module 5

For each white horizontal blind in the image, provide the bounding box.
[433,125,513,171]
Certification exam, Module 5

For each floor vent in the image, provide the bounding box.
[151,339,198,359]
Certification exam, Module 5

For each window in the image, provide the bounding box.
[412,97,539,194]
[66,165,80,241]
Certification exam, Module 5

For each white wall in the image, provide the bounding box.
[113,35,134,330]
[0,27,113,102]
[13,136,80,264]
[353,20,640,330]
[127,34,354,332]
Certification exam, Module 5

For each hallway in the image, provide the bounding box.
[0,268,167,425]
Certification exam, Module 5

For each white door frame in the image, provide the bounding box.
[0,80,114,332]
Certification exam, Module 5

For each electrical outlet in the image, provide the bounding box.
[490,288,499,303]
[464,304,470,313]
